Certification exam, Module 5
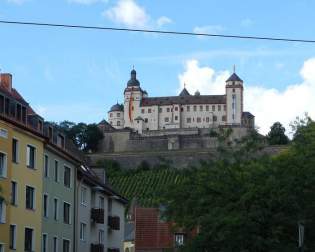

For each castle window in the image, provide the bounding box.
[222,116,226,121]
[199,106,203,111]
[197,117,201,123]
[110,113,113,118]
[144,118,148,123]
[193,105,197,112]
[167,108,170,113]
[187,106,190,112]
[212,105,215,111]
[206,105,209,111]
[175,116,178,121]
[117,113,120,117]
[159,108,162,113]
[213,116,217,122]
[206,117,210,122]
[218,105,221,111]
[186,118,191,123]
[148,109,152,113]
[117,121,121,126]
[175,107,178,111]
[164,117,169,122]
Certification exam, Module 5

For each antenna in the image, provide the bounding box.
[233,65,236,73]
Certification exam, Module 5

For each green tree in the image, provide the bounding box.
[162,119,315,251]
[267,122,289,145]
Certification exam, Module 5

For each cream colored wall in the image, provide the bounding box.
[0,120,12,252]
[9,126,44,252]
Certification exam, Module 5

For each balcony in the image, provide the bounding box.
[107,248,120,252]
[108,216,120,230]
[91,208,105,224]
[91,244,104,252]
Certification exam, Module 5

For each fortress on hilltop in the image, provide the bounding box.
[91,68,256,168]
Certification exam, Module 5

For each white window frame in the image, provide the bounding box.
[11,180,18,206]
[80,186,87,206]
[26,144,37,169]
[9,224,17,250]
[42,233,48,252]
[0,128,8,138]
[80,222,87,241]
[99,196,105,209]
[63,201,71,225]
[12,137,19,163]
[98,229,104,244]
[44,154,49,178]
[0,243,4,252]
[43,193,49,218]
[25,185,36,210]
[63,165,71,188]
[53,236,58,252]
[24,226,35,252]
[53,197,59,221]
[0,151,8,178]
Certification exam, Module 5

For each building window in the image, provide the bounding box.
[12,138,19,163]
[0,152,7,178]
[213,116,217,122]
[63,239,70,252]
[197,117,201,123]
[53,237,58,252]
[108,198,112,215]
[26,145,36,169]
[144,118,148,123]
[224,105,226,111]
[180,107,184,112]
[186,118,191,123]
[26,186,35,210]
[63,202,70,224]
[117,121,121,126]
[132,106,134,111]
[218,105,221,111]
[174,116,178,121]
[53,198,58,221]
[141,108,145,113]
[199,105,203,111]
[44,155,49,178]
[206,105,209,111]
[9,224,17,250]
[187,106,190,112]
[206,117,210,123]
[166,108,170,112]
[42,234,48,252]
[0,198,5,223]
[80,187,87,206]
[43,194,48,218]
[0,128,8,138]
[175,106,178,111]
[80,223,86,241]
[110,113,113,118]
[233,88,235,92]
[148,108,152,113]
[117,112,120,117]
[193,105,197,111]
[24,228,34,252]
[64,166,71,188]
[11,181,17,205]
[99,196,105,209]
[175,233,185,247]
[164,117,169,122]
[212,105,215,111]
[99,229,104,244]
[158,108,162,113]
[54,160,59,182]
[222,115,226,121]
[57,134,65,149]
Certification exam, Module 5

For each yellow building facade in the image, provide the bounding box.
[0,120,13,252]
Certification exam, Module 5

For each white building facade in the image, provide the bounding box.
[108,69,253,133]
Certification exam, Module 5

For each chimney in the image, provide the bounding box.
[0,73,13,92]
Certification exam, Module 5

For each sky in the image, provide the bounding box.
[0,0,315,135]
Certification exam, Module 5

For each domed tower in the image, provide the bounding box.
[225,71,244,125]
[124,69,143,129]
[108,103,124,129]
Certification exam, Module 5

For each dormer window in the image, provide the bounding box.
[48,126,53,140]
[57,134,65,149]
[38,120,43,132]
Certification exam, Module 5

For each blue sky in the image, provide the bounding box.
[1,0,315,134]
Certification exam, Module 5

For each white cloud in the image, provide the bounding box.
[241,18,254,28]
[103,0,172,29]
[193,25,224,35]
[178,58,315,135]
[156,16,172,28]
[68,0,107,5]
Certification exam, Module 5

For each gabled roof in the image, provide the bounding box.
[226,73,243,82]
[179,87,190,97]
